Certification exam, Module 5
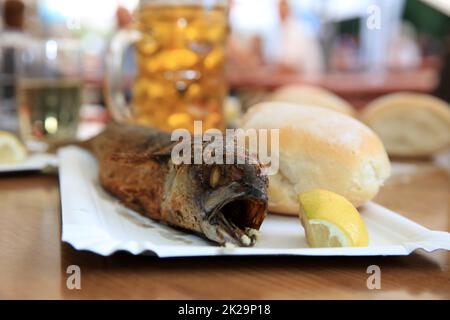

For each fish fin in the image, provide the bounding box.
[108,142,175,165]
[47,138,92,154]
[149,142,177,162]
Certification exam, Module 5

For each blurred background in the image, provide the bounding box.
[0,0,449,137]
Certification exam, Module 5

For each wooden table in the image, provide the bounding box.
[0,160,448,300]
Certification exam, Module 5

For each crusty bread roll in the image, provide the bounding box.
[267,84,355,116]
[360,93,450,157]
[241,102,391,215]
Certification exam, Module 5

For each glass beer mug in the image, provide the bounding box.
[106,0,228,133]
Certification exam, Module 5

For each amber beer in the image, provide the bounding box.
[123,3,228,132]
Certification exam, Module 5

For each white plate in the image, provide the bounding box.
[0,153,58,173]
[58,146,450,257]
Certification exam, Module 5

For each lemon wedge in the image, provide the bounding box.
[298,189,369,248]
[0,131,27,164]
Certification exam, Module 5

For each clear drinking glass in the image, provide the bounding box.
[106,0,229,133]
[17,39,83,151]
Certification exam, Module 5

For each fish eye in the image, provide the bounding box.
[209,166,221,188]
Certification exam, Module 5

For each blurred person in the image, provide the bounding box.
[0,0,33,132]
[226,0,264,73]
[227,32,264,72]
[116,5,133,29]
[329,35,360,72]
[269,0,324,75]
[111,5,135,104]
[115,5,134,72]
[387,22,421,70]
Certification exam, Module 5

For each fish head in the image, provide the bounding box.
[196,161,269,247]
[162,140,268,247]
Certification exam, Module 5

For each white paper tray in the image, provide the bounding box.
[58,146,450,257]
[0,153,58,173]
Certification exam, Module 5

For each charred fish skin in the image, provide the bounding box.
[86,123,268,247]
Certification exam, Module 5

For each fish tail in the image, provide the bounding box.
[47,137,93,154]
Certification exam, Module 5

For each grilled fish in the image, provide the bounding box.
[79,123,268,247]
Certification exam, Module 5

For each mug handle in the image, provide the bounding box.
[105,28,141,122]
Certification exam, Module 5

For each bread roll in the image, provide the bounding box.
[267,84,355,116]
[241,102,391,215]
[360,92,450,157]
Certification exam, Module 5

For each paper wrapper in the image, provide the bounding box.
[58,146,450,257]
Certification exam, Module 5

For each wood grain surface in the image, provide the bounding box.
[0,160,448,299]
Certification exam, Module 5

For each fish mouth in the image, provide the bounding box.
[207,195,267,247]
